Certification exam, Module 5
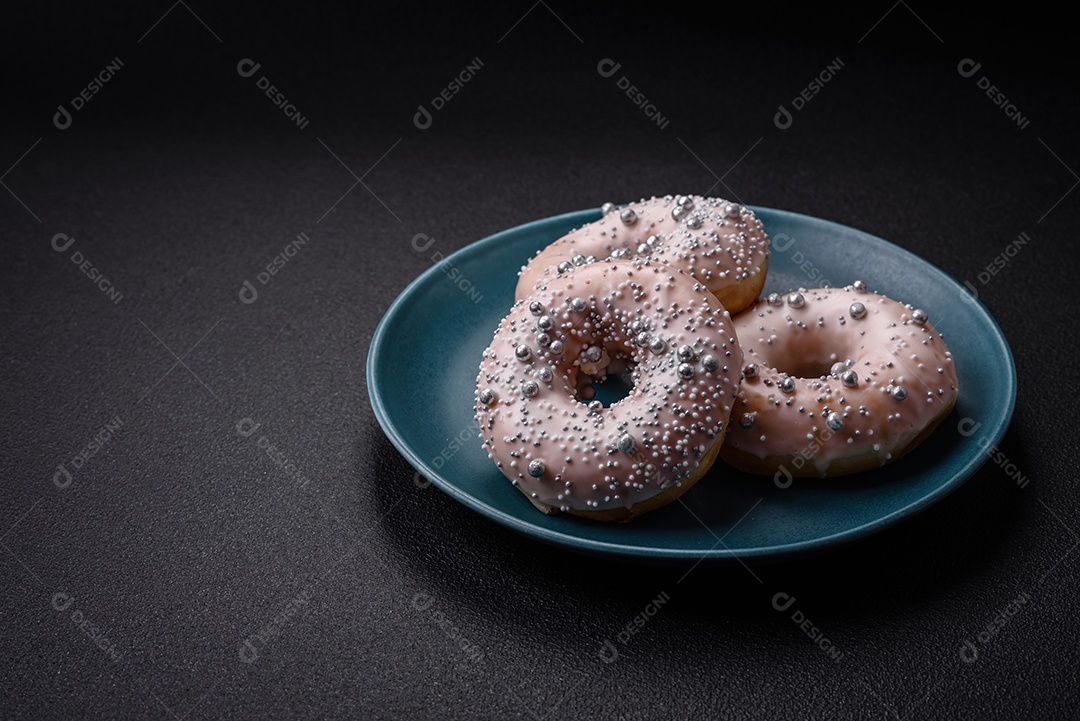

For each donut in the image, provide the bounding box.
[515,195,770,315]
[720,284,959,478]
[476,258,743,522]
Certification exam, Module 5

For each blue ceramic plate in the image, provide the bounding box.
[368,207,1016,563]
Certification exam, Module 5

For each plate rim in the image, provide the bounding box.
[367,205,1017,562]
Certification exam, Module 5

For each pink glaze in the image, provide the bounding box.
[476,258,742,514]
[515,195,769,307]
[722,285,959,477]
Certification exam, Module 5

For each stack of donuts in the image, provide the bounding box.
[475,195,958,522]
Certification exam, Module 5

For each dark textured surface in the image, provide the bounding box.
[3,3,1078,719]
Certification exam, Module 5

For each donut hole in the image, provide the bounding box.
[585,371,635,407]
[577,353,637,407]
[773,356,837,379]
[756,334,856,380]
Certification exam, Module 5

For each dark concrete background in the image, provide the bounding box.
[3,3,1077,719]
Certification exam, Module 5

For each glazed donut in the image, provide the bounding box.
[476,258,743,522]
[515,195,770,314]
[720,284,959,478]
